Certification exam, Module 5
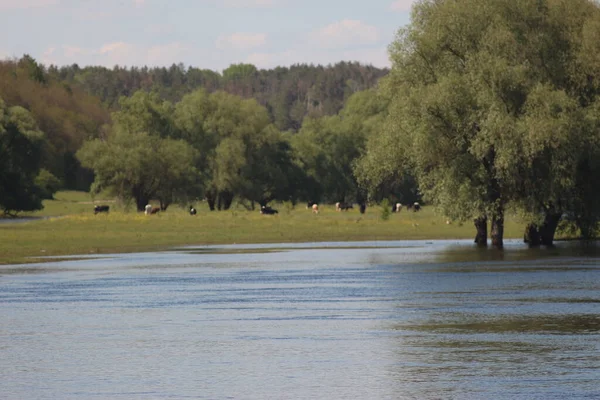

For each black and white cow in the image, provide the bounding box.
[260,205,278,215]
[94,205,110,215]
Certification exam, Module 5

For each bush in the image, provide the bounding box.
[380,199,391,221]
[35,169,62,200]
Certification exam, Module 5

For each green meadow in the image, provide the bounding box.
[0,191,530,265]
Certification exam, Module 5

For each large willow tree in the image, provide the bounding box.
[367,0,600,248]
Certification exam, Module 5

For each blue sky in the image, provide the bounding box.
[0,0,414,72]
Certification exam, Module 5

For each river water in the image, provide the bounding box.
[1,240,599,399]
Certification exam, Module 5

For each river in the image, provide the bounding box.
[1,240,599,399]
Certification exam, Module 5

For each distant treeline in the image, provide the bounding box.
[0,56,388,194]
[48,61,388,132]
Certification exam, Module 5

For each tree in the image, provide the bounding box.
[0,100,45,215]
[368,0,600,248]
[175,90,293,210]
[77,130,198,211]
[112,90,178,139]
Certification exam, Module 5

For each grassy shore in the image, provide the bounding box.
[0,191,530,265]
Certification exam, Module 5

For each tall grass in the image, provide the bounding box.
[0,192,529,265]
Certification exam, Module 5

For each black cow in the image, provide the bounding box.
[94,205,110,215]
[189,205,197,215]
[336,202,354,211]
[359,203,366,214]
[260,205,278,215]
[413,202,421,212]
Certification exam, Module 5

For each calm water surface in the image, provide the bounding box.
[1,240,599,399]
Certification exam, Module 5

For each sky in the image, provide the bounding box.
[0,0,415,72]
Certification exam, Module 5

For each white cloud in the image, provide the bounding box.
[389,0,415,12]
[0,0,58,10]
[312,20,379,49]
[132,0,145,6]
[216,33,267,50]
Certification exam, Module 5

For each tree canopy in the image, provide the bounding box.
[359,0,600,247]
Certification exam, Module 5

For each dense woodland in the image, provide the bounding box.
[3,0,600,249]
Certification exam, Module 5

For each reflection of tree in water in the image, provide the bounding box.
[435,241,600,266]
[399,314,600,335]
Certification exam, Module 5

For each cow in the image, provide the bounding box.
[260,205,278,215]
[336,202,353,211]
[395,203,402,213]
[189,205,197,215]
[145,204,160,215]
[312,204,319,214]
[413,202,421,212]
[306,201,317,209]
[94,205,110,215]
[359,203,366,214]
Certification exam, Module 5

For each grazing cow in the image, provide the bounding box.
[189,205,197,215]
[359,203,366,214]
[94,205,110,215]
[260,205,278,215]
[413,202,421,212]
[312,204,319,214]
[306,201,317,209]
[337,202,353,211]
[145,204,160,215]
[395,203,402,213]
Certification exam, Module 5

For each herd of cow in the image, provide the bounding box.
[93,202,421,216]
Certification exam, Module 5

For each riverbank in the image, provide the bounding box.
[0,191,532,265]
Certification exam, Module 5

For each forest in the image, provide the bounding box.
[3,0,600,249]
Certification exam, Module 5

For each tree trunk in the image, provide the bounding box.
[524,223,541,247]
[135,196,149,212]
[491,212,504,249]
[206,191,216,211]
[540,212,562,247]
[221,191,234,211]
[474,217,488,246]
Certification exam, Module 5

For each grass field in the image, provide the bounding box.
[0,191,530,265]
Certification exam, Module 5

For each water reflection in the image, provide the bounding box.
[400,314,600,334]
[436,240,600,264]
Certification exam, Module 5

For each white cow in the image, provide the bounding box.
[145,204,153,215]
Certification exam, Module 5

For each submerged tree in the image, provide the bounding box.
[366,0,600,248]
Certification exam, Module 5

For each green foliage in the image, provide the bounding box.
[0,57,110,189]
[368,0,600,244]
[35,169,62,200]
[222,63,257,81]
[0,100,45,214]
[47,61,387,132]
[380,199,391,221]
[77,131,198,211]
